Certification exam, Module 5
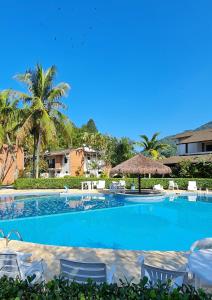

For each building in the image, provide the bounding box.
[0,145,24,184]
[163,129,212,166]
[43,147,108,178]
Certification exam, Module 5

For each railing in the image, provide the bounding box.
[0,229,23,247]
[179,151,212,156]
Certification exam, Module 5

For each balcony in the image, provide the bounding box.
[179,151,212,156]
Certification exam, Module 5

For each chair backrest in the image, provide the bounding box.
[190,237,212,252]
[97,180,105,188]
[60,259,107,284]
[0,254,21,279]
[119,180,126,187]
[169,181,174,187]
[188,181,197,188]
[141,262,187,286]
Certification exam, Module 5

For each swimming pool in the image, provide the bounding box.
[0,193,211,251]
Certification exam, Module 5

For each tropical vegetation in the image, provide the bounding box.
[137,132,169,159]
[0,276,210,300]
[14,177,212,190]
[0,64,211,182]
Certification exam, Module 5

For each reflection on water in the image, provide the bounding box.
[0,194,211,221]
[0,194,124,220]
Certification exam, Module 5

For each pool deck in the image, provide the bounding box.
[0,239,188,282]
[0,188,211,282]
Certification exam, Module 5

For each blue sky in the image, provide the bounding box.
[0,0,212,141]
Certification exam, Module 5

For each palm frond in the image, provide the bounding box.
[43,65,57,96]
[16,115,34,144]
[47,83,70,102]
[151,132,160,142]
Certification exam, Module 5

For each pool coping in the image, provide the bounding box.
[0,188,211,198]
[0,239,188,282]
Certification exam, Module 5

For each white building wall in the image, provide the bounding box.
[60,155,70,176]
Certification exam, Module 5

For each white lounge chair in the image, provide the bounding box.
[96,180,105,190]
[189,238,212,288]
[0,253,44,284]
[119,180,126,188]
[60,259,115,284]
[153,184,164,192]
[138,256,188,287]
[188,181,197,191]
[190,238,212,252]
[168,181,178,190]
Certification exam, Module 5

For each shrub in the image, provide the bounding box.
[171,160,212,178]
[14,177,212,190]
[0,276,210,300]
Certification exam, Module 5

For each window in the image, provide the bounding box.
[206,144,212,152]
[64,156,68,164]
[48,158,55,168]
[87,156,91,160]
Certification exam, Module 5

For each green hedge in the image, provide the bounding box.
[14,177,212,190]
[0,276,210,300]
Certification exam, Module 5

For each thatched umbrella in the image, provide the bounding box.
[110,154,171,193]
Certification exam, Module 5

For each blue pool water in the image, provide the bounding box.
[0,193,212,251]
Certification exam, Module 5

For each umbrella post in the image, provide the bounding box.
[138,174,141,194]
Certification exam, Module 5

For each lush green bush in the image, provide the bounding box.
[171,160,212,178]
[14,177,212,190]
[0,276,210,300]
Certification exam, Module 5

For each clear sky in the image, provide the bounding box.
[0,0,212,141]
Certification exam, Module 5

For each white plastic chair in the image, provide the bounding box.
[168,181,178,190]
[0,253,44,284]
[153,184,164,192]
[60,259,115,284]
[190,238,212,252]
[96,180,105,190]
[119,180,126,187]
[138,256,188,287]
[188,181,197,191]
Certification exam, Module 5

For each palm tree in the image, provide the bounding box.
[15,64,72,178]
[137,132,168,159]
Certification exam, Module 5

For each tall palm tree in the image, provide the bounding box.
[16,64,72,178]
[137,132,168,159]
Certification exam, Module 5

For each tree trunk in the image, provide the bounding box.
[35,128,42,179]
[32,131,36,178]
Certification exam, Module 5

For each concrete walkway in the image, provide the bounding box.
[0,239,187,282]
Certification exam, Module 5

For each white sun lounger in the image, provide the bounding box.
[168,181,178,190]
[190,237,212,252]
[153,184,164,192]
[188,181,197,191]
[0,253,44,284]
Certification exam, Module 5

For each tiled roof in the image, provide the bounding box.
[173,129,212,143]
